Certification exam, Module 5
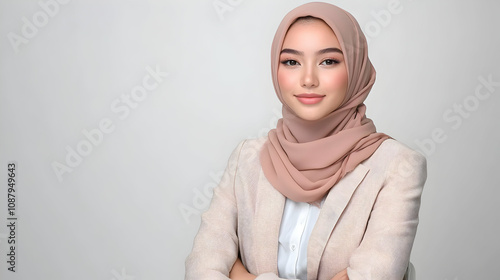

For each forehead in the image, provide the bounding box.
[281,19,341,49]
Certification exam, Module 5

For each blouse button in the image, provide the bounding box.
[291,244,296,251]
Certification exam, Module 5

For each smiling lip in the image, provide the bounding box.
[295,93,325,105]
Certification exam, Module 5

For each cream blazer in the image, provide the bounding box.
[185,137,427,280]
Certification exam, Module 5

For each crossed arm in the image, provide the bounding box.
[186,140,426,280]
[229,258,349,280]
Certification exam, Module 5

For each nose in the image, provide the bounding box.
[300,63,319,88]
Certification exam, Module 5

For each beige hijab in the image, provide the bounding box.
[260,2,390,203]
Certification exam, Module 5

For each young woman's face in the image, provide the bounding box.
[278,19,348,121]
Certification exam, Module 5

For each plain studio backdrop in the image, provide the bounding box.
[0,0,499,279]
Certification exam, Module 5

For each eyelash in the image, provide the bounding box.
[280,58,340,66]
[321,59,340,65]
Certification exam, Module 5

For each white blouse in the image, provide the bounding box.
[277,198,322,280]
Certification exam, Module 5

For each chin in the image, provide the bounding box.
[296,113,327,122]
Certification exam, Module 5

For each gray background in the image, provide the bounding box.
[0,0,499,279]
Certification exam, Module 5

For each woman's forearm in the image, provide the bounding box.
[229,258,257,280]
[331,269,349,280]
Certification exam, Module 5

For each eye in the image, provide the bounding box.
[321,59,339,66]
[281,59,300,66]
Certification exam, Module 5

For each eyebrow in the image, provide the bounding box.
[280,47,343,56]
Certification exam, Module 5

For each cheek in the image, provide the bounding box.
[323,69,348,94]
[277,68,295,93]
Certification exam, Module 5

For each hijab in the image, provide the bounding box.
[259,2,391,203]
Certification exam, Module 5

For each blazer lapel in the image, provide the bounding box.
[253,169,285,274]
[307,164,370,280]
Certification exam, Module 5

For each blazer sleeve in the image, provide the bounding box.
[184,140,244,279]
[346,147,427,280]
[185,140,292,280]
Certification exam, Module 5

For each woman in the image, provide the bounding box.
[185,2,427,280]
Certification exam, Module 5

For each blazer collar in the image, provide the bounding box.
[253,170,285,273]
[252,163,370,277]
[307,163,370,279]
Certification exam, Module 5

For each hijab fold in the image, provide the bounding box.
[259,2,391,203]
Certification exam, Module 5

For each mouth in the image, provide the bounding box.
[294,93,325,105]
